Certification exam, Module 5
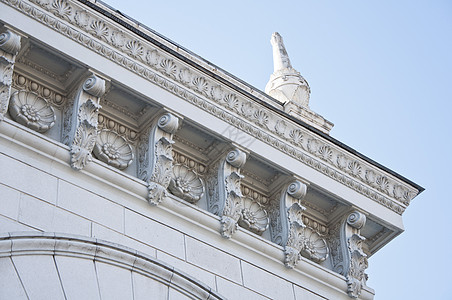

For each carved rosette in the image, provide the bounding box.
[68,75,106,170]
[298,227,329,262]
[332,211,368,298]
[0,29,21,122]
[238,197,269,235]
[207,148,247,238]
[93,129,133,170]
[138,112,180,206]
[168,164,204,203]
[8,91,55,132]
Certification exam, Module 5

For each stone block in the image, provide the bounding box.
[0,215,36,232]
[124,209,185,258]
[92,223,156,257]
[132,272,169,300]
[12,255,65,299]
[168,287,191,300]
[216,276,270,300]
[0,183,20,220]
[0,154,58,204]
[241,261,294,300]
[58,180,124,232]
[55,255,100,299]
[18,194,54,231]
[95,261,133,299]
[157,250,216,290]
[52,207,92,237]
[293,284,326,300]
[0,257,28,299]
[185,236,242,284]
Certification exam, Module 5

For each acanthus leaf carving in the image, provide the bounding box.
[0,29,21,122]
[331,211,368,298]
[148,137,174,205]
[138,113,180,206]
[210,85,223,102]
[270,180,328,267]
[271,180,310,268]
[145,49,160,66]
[70,120,97,170]
[275,119,287,136]
[74,9,90,28]
[207,148,247,238]
[68,74,106,170]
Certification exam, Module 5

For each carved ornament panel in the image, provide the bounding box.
[8,90,55,132]
[3,0,420,215]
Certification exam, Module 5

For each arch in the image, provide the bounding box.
[0,232,223,299]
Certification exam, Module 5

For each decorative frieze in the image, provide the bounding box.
[137,112,180,206]
[207,148,247,238]
[0,28,21,122]
[8,90,55,132]
[67,74,106,170]
[330,211,368,298]
[2,0,420,215]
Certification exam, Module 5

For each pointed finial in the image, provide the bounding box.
[265,32,310,107]
[265,32,334,134]
[270,32,293,72]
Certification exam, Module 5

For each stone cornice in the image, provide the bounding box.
[0,0,422,215]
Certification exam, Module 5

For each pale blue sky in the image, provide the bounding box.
[104,1,451,298]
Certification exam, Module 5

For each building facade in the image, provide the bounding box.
[0,0,423,299]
